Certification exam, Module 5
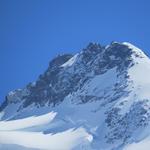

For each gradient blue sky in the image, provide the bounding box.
[0,0,150,102]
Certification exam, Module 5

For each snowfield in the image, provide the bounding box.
[0,112,93,150]
[0,112,56,131]
[124,137,150,150]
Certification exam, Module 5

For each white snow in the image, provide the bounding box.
[0,128,91,150]
[75,67,117,98]
[0,111,93,150]
[0,112,56,131]
[124,136,150,150]
[128,49,150,99]
[61,54,78,67]
[88,67,117,93]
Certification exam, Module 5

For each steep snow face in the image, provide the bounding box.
[128,49,150,99]
[0,42,150,150]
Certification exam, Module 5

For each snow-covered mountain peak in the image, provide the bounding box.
[61,42,139,72]
[0,42,148,112]
[0,42,150,150]
[123,42,148,58]
[105,42,147,59]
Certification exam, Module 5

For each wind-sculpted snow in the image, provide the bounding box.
[0,112,56,131]
[0,42,150,150]
[0,113,93,150]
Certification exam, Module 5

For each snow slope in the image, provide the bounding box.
[0,112,93,150]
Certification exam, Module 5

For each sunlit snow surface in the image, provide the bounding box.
[124,136,150,150]
[0,112,93,150]
[61,54,79,68]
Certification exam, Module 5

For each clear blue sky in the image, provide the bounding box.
[0,0,150,103]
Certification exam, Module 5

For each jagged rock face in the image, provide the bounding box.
[15,42,134,108]
[1,42,150,150]
[105,100,150,143]
[23,54,73,107]
[0,42,140,111]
